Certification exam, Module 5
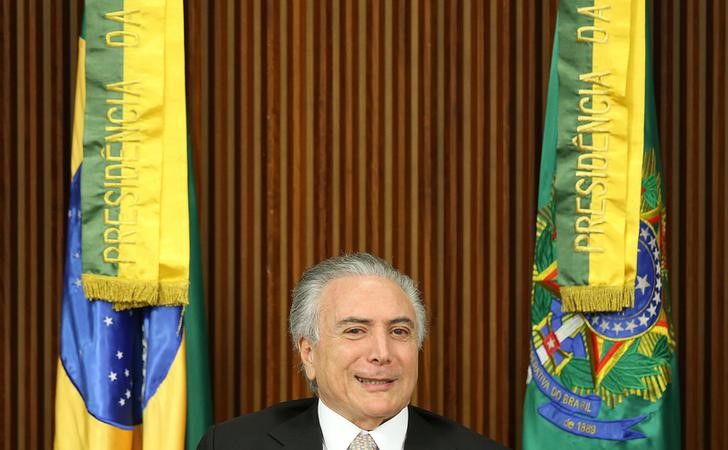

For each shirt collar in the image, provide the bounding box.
[318,399,409,450]
[368,406,408,450]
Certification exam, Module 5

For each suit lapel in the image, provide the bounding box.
[268,399,323,449]
[404,406,458,450]
[266,401,462,450]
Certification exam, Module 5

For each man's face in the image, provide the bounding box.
[299,275,419,430]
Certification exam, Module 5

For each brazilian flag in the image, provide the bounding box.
[522,1,681,448]
[54,1,212,448]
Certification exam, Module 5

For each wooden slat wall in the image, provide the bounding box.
[1,1,81,450]
[654,2,728,449]
[1,1,726,449]
[185,1,551,442]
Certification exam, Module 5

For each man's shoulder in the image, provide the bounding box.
[219,397,316,430]
[408,405,509,450]
[197,398,318,450]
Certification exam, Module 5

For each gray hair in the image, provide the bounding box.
[289,252,428,352]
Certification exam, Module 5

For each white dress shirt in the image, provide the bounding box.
[318,399,408,450]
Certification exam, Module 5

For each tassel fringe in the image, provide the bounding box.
[560,285,634,312]
[82,273,189,310]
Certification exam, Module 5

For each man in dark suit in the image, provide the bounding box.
[198,253,507,450]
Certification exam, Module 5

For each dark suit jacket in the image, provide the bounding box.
[197,398,508,450]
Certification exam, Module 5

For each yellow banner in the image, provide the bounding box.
[560,0,645,312]
[81,0,189,308]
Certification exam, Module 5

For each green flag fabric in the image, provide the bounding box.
[185,146,214,449]
[522,2,681,449]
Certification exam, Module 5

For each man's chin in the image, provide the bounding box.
[358,399,406,421]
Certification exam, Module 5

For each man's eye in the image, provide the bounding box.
[344,328,365,335]
[392,328,411,337]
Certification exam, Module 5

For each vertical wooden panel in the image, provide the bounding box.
[2,1,727,449]
[471,0,485,435]
[485,0,499,438]
[708,3,727,448]
[683,0,706,445]
[1,1,16,447]
[2,0,12,445]
[1,1,84,449]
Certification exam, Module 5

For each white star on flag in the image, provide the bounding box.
[73,278,82,288]
[635,275,651,295]
[612,322,624,333]
[640,227,650,240]
[73,251,80,259]
[103,316,113,326]
[600,321,610,331]
[125,389,131,399]
[648,303,658,317]
[638,314,650,326]
[124,368,130,377]
[68,209,74,218]
[116,351,124,360]
[625,320,637,332]
[119,398,126,406]
[108,371,118,382]
[648,236,657,249]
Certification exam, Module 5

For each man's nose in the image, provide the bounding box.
[367,331,392,365]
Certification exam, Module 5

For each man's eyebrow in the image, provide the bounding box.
[336,317,373,327]
[388,317,415,327]
[335,317,415,327]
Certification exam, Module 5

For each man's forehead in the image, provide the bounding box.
[320,274,406,296]
[318,275,415,319]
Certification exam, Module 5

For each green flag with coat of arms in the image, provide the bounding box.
[522,1,681,448]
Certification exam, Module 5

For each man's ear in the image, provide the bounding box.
[298,337,316,379]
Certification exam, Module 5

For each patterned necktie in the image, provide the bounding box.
[348,431,379,450]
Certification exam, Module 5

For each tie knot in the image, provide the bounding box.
[348,431,379,450]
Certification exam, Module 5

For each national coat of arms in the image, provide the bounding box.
[527,148,676,440]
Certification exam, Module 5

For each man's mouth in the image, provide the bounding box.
[355,376,395,385]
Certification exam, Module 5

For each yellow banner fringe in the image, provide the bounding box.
[560,285,634,313]
[82,274,189,310]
